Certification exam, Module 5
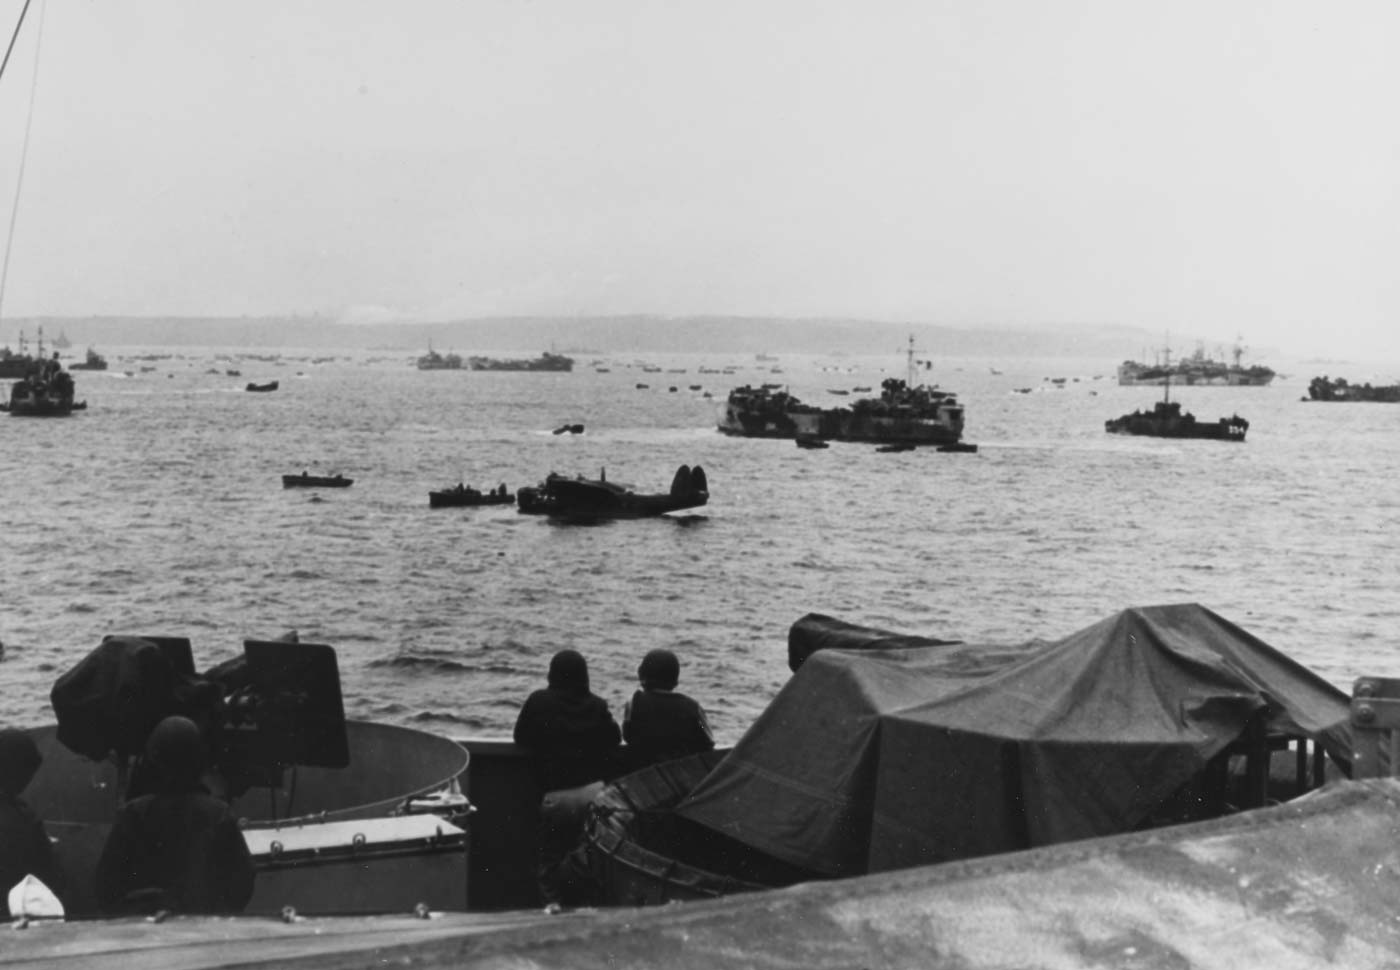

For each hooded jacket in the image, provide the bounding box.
[513,651,621,791]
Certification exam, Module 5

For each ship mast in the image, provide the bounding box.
[904,334,925,386]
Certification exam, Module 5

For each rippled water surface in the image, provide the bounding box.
[3,349,1398,742]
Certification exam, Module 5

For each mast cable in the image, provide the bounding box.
[0,0,42,322]
[0,0,35,83]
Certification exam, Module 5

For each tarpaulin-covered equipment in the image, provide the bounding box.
[678,604,1353,877]
[49,636,211,761]
[786,612,967,672]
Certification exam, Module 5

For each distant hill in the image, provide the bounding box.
[3,314,1195,360]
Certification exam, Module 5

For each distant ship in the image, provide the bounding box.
[68,347,108,371]
[0,329,38,379]
[467,351,574,372]
[416,344,463,370]
[1305,376,1400,403]
[1118,339,1274,387]
[718,337,966,447]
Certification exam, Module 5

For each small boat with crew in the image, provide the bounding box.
[428,483,515,508]
[283,471,353,488]
[245,380,279,392]
[517,464,708,520]
[795,433,829,449]
[718,337,968,448]
[3,354,80,416]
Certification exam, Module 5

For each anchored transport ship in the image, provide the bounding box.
[718,339,966,447]
[467,351,574,372]
[1118,339,1275,387]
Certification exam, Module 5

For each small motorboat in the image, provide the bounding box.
[246,381,279,392]
[283,472,353,489]
[428,484,515,508]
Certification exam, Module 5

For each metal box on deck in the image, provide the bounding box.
[243,813,467,915]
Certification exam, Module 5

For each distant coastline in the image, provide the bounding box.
[4,314,1211,360]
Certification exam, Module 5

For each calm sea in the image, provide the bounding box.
[2,348,1397,743]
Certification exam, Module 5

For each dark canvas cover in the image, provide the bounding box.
[677,604,1352,877]
[50,636,224,762]
[785,612,970,672]
[50,637,184,760]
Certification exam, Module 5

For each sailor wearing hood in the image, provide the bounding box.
[512,650,623,905]
[512,649,621,792]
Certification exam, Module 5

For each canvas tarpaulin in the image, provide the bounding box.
[785,612,969,672]
[677,604,1353,877]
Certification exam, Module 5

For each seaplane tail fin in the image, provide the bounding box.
[690,465,708,495]
[670,464,692,496]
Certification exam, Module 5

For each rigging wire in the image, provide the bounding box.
[0,0,42,322]
[0,0,35,84]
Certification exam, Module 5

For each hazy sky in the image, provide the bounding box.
[0,1,1396,360]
